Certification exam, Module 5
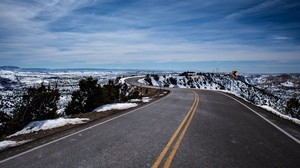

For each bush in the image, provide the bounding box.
[8,83,60,134]
[0,112,11,138]
[101,80,120,104]
[151,74,159,81]
[127,90,141,100]
[169,77,177,85]
[179,71,195,78]
[145,74,152,85]
[65,77,102,115]
[64,90,86,115]
[65,77,121,115]
[286,98,300,119]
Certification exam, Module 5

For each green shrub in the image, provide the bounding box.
[65,77,121,115]
[169,77,177,85]
[65,77,102,115]
[7,83,60,135]
[0,112,11,138]
[151,74,159,81]
[286,98,300,119]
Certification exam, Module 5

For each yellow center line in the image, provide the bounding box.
[163,94,199,168]
[152,91,199,168]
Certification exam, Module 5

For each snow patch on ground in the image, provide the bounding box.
[260,105,300,125]
[0,140,31,150]
[151,77,160,86]
[119,77,130,84]
[129,97,152,103]
[142,97,152,102]
[9,118,89,137]
[138,78,147,84]
[129,99,142,103]
[94,103,138,112]
[281,81,294,87]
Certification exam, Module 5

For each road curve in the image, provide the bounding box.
[0,77,299,167]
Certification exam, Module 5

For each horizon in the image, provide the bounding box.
[1,65,300,75]
[0,0,300,73]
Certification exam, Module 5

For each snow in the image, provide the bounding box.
[139,73,300,123]
[281,81,294,87]
[0,140,31,151]
[119,77,130,84]
[142,97,152,103]
[129,99,142,103]
[0,68,138,115]
[129,97,152,103]
[260,105,300,125]
[9,118,89,137]
[94,103,138,112]
[138,78,147,85]
[151,77,160,86]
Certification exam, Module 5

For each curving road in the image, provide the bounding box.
[0,77,299,167]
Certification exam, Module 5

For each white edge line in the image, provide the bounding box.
[0,90,173,164]
[218,92,300,145]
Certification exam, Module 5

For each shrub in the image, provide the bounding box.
[8,83,60,134]
[286,98,300,119]
[127,90,141,100]
[65,77,102,115]
[0,112,11,138]
[151,74,159,81]
[169,77,177,85]
[65,77,121,115]
[101,80,120,104]
[145,74,152,85]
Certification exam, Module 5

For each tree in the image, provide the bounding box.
[101,80,120,104]
[145,74,152,85]
[65,77,102,115]
[9,83,60,133]
[169,77,177,85]
[152,74,159,81]
[65,77,122,115]
[0,111,11,138]
[64,90,86,115]
[286,98,300,119]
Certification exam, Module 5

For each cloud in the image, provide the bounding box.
[0,0,299,72]
[272,35,292,40]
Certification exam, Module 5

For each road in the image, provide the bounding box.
[0,77,299,167]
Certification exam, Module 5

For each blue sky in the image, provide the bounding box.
[0,0,300,73]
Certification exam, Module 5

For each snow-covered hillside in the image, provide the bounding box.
[0,68,143,115]
[1,69,299,122]
[140,73,300,121]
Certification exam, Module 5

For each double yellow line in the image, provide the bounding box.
[152,91,199,168]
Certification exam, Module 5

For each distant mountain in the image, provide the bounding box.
[0,66,20,70]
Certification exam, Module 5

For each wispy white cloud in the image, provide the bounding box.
[0,0,299,72]
[224,0,282,20]
[272,35,292,40]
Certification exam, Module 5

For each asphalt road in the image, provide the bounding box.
[0,78,299,167]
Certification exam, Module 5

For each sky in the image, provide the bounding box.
[0,0,300,73]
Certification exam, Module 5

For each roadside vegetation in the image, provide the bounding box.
[1,84,60,138]
[65,77,122,115]
[286,97,300,119]
[0,77,141,138]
